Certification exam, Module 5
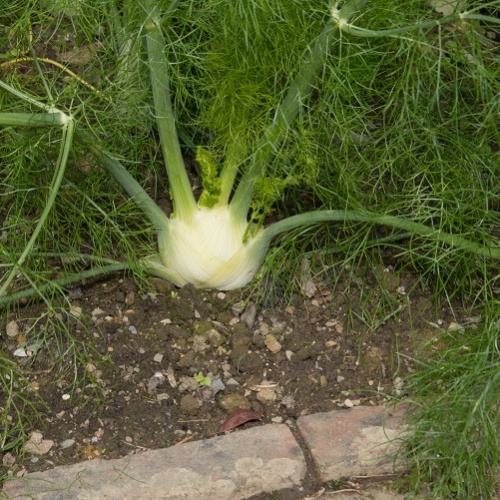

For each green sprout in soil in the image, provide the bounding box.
[194,372,212,387]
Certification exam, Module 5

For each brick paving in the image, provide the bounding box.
[297,405,407,480]
[1,406,406,499]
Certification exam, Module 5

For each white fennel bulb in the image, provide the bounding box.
[157,206,269,290]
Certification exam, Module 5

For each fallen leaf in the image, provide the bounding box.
[219,408,264,433]
[428,0,465,16]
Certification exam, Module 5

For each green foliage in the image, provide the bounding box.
[399,301,500,499]
[1,0,499,300]
[0,359,42,456]
[196,146,221,207]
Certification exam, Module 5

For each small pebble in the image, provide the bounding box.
[153,353,164,363]
[264,334,282,353]
[280,395,296,408]
[6,321,19,338]
[2,452,16,466]
[231,301,246,316]
[219,393,252,413]
[24,438,54,455]
[60,439,75,449]
[147,372,165,391]
[241,303,257,329]
[448,321,464,332]
[256,388,277,403]
[70,306,82,318]
[126,291,135,305]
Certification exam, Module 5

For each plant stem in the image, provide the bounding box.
[332,9,500,38]
[0,117,75,299]
[0,112,67,127]
[74,130,170,232]
[217,138,247,208]
[143,0,197,223]
[230,0,367,223]
[262,210,500,260]
[0,80,57,112]
[0,263,130,308]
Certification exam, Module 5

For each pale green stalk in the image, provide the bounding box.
[0,103,74,298]
[142,0,197,223]
[74,130,170,232]
[0,80,57,111]
[0,262,130,307]
[331,5,500,37]
[0,112,66,127]
[261,210,500,260]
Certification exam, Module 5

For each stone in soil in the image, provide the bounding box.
[297,405,407,480]
[2,424,306,500]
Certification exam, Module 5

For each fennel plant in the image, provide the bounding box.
[1,2,500,495]
[0,0,499,298]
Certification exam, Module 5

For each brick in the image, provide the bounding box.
[297,405,407,480]
[1,424,305,500]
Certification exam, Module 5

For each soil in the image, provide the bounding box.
[0,261,462,497]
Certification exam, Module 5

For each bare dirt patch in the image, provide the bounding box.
[1,259,461,497]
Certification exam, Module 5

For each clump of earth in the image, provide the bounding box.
[1,262,459,483]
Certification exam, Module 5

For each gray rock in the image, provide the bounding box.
[2,425,306,500]
[240,303,257,329]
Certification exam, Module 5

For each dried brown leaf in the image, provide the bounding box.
[219,408,263,433]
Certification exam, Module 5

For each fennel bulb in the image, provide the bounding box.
[157,206,269,290]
